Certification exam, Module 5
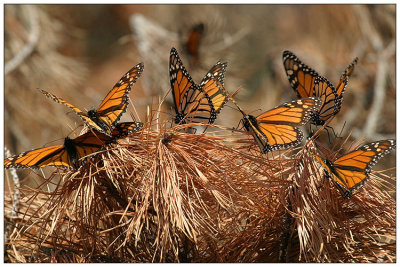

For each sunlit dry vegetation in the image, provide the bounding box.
[4,4,395,263]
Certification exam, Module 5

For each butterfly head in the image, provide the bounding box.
[87,109,97,118]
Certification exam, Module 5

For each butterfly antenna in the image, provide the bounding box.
[42,123,81,147]
[247,108,263,115]
[42,136,66,147]
[221,85,247,117]
[325,121,346,150]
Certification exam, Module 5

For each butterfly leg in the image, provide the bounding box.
[184,127,197,134]
[308,124,315,138]
[324,126,338,143]
[200,125,210,134]
[232,119,244,132]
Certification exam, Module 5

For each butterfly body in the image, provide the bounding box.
[242,115,258,132]
[242,114,273,153]
[5,122,143,170]
[313,139,396,198]
[63,137,80,168]
[169,47,227,126]
[240,97,322,153]
[40,62,144,137]
[87,109,112,133]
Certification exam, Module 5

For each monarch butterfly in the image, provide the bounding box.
[184,23,205,67]
[40,62,144,137]
[282,50,358,126]
[312,139,395,198]
[169,47,228,125]
[4,122,143,170]
[229,96,322,153]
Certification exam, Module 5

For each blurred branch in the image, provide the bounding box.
[130,13,178,98]
[361,40,395,138]
[353,5,383,51]
[5,108,32,149]
[208,27,249,52]
[5,5,40,75]
[351,5,395,140]
[335,94,363,136]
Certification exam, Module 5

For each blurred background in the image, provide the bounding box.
[4,4,396,180]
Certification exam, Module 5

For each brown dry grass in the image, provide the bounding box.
[4,117,395,263]
[4,4,396,263]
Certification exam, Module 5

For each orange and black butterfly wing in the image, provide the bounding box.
[3,135,96,170]
[316,139,396,198]
[69,131,109,168]
[4,144,73,169]
[170,47,196,117]
[40,63,144,137]
[330,139,396,198]
[73,122,144,163]
[312,76,340,125]
[94,62,144,135]
[70,122,144,167]
[335,57,358,97]
[199,61,228,119]
[179,84,216,124]
[169,47,215,124]
[242,115,276,153]
[111,122,144,140]
[4,122,144,170]
[4,132,107,170]
[39,89,100,130]
[73,122,144,167]
[245,97,322,153]
[64,129,120,169]
[282,50,319,99]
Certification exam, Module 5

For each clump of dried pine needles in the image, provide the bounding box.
[4,114,395,263]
